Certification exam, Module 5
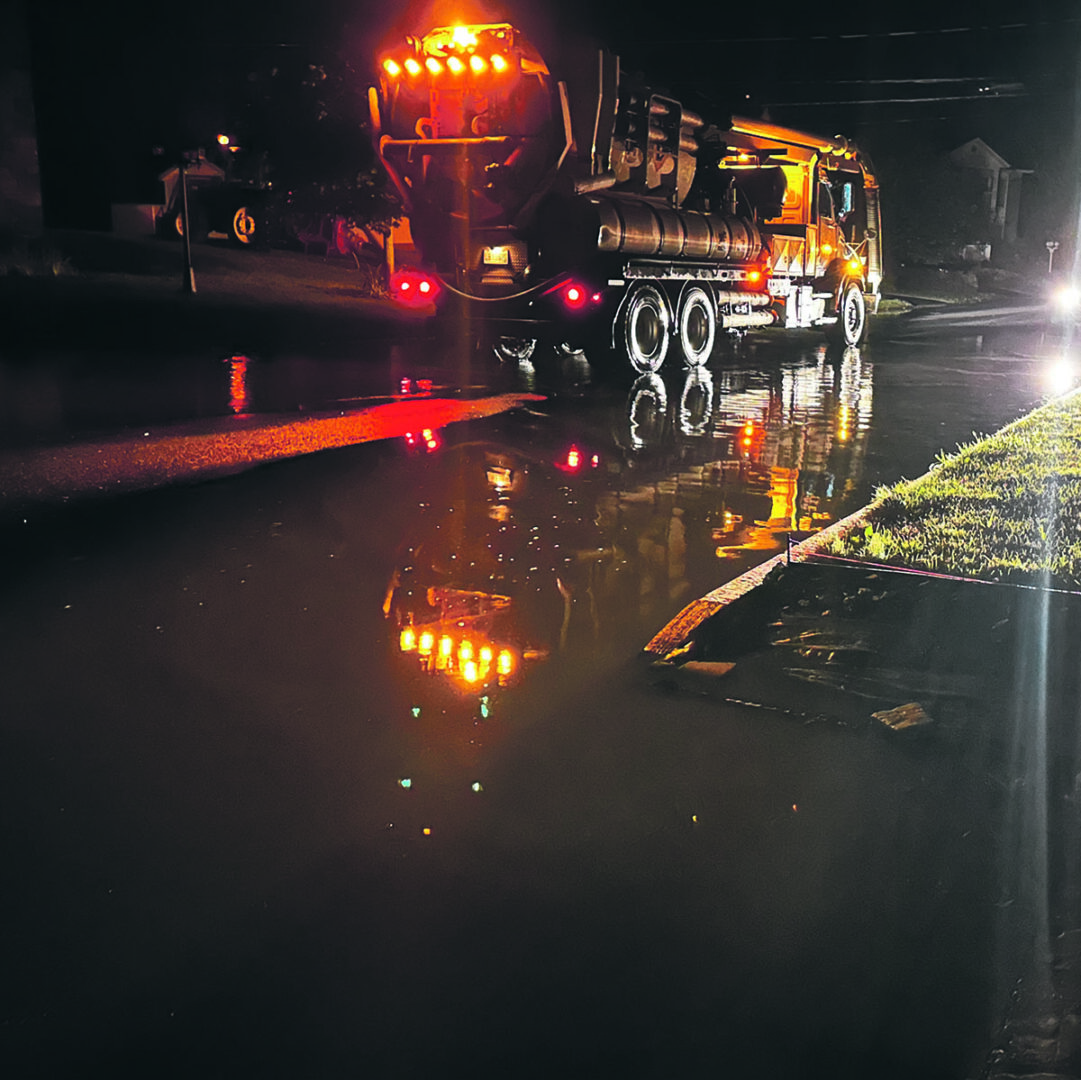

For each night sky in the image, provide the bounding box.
[21,0,1081,227]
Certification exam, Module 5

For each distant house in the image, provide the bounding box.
[948,137,1031,243]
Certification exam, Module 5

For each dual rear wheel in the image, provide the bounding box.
[622,284,716,373]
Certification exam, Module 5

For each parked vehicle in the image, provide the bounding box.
[156,144,270,247]
[368,22,883,370]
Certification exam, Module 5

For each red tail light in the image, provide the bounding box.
[390,269,440,306]
[563,284,585,308]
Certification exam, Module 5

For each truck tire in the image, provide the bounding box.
[828,281,867,347]
[622,284,670,373]
[625,373,668,451]
[677,287,716,367]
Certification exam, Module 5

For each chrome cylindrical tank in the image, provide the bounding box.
[592,197,760,262]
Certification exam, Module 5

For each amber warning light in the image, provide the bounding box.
[380,23,523,85]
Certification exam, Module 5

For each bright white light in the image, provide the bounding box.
[1044,355,1078,397]
[1053,284,1081,312]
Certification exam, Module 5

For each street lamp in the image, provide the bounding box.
[1047,240,1060,274]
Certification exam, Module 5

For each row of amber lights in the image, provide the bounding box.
[384,52,511,78]
[383,24,515,80]
[400,626,516,683]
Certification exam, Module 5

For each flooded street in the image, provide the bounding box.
[2,311,1076,1078]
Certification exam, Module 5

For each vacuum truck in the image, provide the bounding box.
[369,22,882,371]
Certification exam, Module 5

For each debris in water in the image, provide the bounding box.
[770,628,873,650]
[872,702,934,732]
[679,661,737,678]
[786,666,981,701]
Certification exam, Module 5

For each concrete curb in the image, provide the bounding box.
[643,498,884,656]
[644,385,1081,658]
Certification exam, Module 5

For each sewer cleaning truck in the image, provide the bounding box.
[369,22,882,370]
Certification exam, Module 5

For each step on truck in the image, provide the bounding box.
[369,22,882,371]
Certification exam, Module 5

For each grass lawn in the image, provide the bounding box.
[825,389,1081,588]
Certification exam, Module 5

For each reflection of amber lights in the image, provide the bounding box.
[491,53,508,72]
[487,465,513,491]
[837,405,851,442]
[425,57,442,74]
[470,54,486,74]
[399,623,520,689]
[227,355,250,415]
[404,57,422,76]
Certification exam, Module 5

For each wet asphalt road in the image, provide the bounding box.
[2,302,1078,1078]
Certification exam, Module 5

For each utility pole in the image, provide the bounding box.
[180,152,197,294]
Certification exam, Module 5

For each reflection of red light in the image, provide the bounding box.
[740,420,761,453]
[555,445,592,473]
[405,428,441,452]
[747,269,761,283]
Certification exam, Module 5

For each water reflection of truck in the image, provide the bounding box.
[385,348,873,697]
[369,22,883,371]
